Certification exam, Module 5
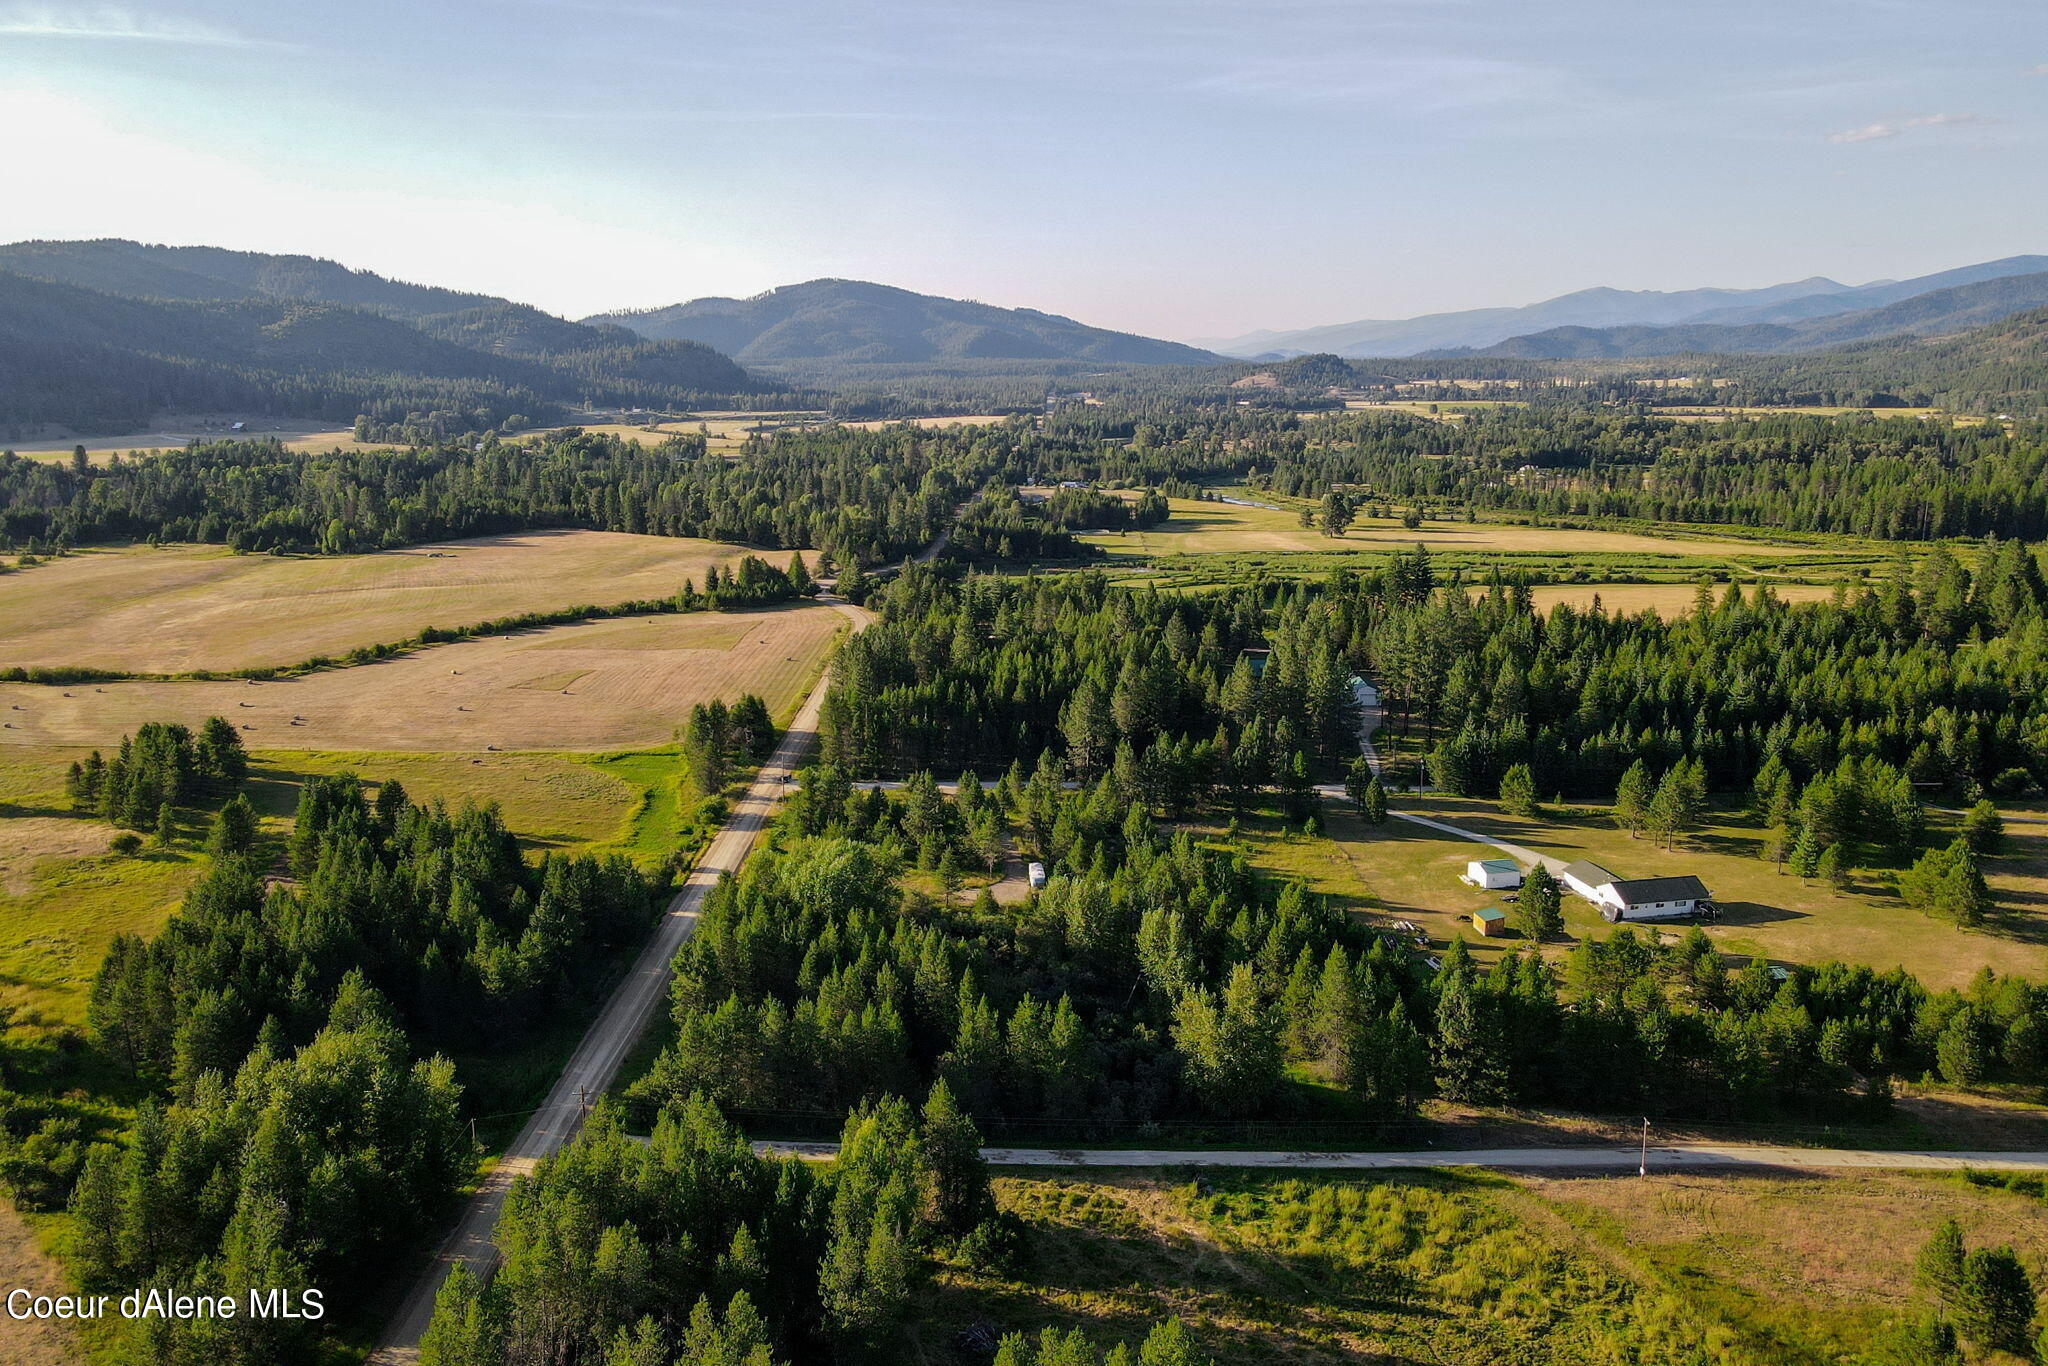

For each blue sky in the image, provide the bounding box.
[1,0,2043,338]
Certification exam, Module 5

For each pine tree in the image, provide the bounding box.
[1518,864,1562,940]
[206,793,259,859]
[1955,1245,2035,1354]
[1498,763,1538,817]
[917,1079,994,1236]
[1918,1217,1966,1304]
[1362,775,1387,825]
[1614,760,1652,836]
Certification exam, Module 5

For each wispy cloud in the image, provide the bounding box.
[2031,62,2048,76]
[0,5,266,46]
[1829,111,1995,143]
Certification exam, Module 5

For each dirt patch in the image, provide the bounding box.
[0,1205,84,1366]
[0,819,111,896]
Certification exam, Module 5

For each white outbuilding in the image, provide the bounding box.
[1465,857,1523,890]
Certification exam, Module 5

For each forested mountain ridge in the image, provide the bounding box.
[0,269,757,436]
[1196,254,2048,358]
[0,237,506,317]
[1457,269,2048,359]
[586,277,1224,369]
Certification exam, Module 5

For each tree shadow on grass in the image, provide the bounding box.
[1712,900,1809,927]
[923,1172,1463,1365]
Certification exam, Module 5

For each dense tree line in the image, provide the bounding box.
[1253,406,2048,540]
[822,567,1360,779]
[418,1087,1004,1366]
[1335,544,2048,801]
[66,716,247,829]
[47,771,661,1361]
[90,775,660,1086]
[0,430,954,567]
[631,784,2046,1133]
[67,976,467,1365]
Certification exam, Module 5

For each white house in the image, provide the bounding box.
[1560,860,1619,903]
[1562,860,1712,922]
[1465,857,1523,890]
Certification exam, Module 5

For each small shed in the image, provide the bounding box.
[1473,907,1508,937]
[1466,857,1522,890]
[1026,861,1047,889]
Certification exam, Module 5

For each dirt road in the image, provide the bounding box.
[367,598,868,1364]
[751,1140,2048,1174]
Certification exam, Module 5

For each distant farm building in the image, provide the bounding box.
[1472,906,1508,937]
[1465,857,1522,890]
[1562,860,1713,922]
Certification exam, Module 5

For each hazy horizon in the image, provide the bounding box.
[3,0,2044,340]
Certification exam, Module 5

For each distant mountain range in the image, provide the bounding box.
[585,279,1221,369]
[8,237,2048,437]
[0,239,756,435]
[1194,255,2048,359]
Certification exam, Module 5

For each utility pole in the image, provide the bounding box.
[1639,1117,1650,1177]
[579,1084,588,1122]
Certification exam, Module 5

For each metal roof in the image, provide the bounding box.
[1609,875,1711,904]
[1561,859,1620,886]
[1474,858,1519,871]
[1474,907,1507,921]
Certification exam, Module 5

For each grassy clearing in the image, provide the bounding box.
[1516,1168,2048,1361]
[0,738,698,1031]
[1494,580,1839,615]
[0,748,207,1028]
[1080,496,1874,564]
[0,602,847,752]
[926,1167,1930,1366]
[2,417,388,464]
[0,530,770,674]
[1270,795,2048,986]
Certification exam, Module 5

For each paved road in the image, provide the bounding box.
[752,1140,2048,1174]
[368,598,870,1364]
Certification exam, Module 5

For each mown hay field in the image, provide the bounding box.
[1080,497,1870,562]
[1486,581,1839,615]
[0,530,768,673]
[0,603,848,753]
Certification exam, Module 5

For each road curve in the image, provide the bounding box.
[369,598,869,1364]
[752,1140,2048,1174]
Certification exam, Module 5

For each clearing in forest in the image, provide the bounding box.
[0,603,846,753]
[1254,797,2048,988]
[1079,497,1874,561]
[1484,581,1840,615]
[928,1167,2033,1364]
[0,530,771,674]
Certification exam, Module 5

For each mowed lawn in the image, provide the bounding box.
[1079,496,1868,563]
[0,530,772,674]
[0,602,848,752]
[1249,796,2048,987]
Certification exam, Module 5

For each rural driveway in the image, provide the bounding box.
[368,597,870,1364]
[751,1140,2048,1175]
